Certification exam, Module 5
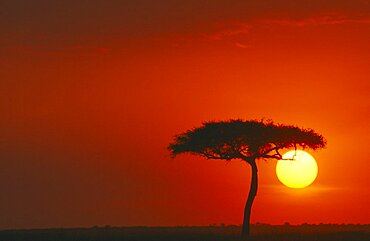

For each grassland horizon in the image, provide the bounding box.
[1,223,369,241]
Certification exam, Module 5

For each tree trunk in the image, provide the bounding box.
[241,159,258,240]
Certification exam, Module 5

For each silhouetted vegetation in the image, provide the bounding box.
[0,224,368,241]
[168,119,326,239]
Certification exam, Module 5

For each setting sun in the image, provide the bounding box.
[276,150,318,189]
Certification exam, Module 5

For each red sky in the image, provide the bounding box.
[0,0,369,229]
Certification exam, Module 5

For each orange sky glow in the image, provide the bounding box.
[0,0,369,229]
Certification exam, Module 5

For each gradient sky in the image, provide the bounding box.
[1,0,369,229]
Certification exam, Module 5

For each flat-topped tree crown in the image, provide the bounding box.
[168,119,326,162]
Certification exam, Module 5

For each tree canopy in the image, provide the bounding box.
[168,119,326,162]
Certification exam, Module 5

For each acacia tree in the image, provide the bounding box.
[168,119,326,239]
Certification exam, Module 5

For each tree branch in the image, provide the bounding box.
[275,149,282,159]
[261,144,281,156]
[261,154,281,160]
[202,152,226,160]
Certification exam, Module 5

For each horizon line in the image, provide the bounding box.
[1,223,369,232]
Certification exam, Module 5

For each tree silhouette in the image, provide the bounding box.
[168,119,326,240]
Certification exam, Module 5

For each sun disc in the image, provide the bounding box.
[276,150,318,189]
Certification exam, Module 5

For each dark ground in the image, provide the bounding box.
[0,224,369,241]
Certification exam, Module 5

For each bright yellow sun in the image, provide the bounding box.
[276,150,318,189]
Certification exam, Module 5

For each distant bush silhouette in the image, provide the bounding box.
[168,119,326,240]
